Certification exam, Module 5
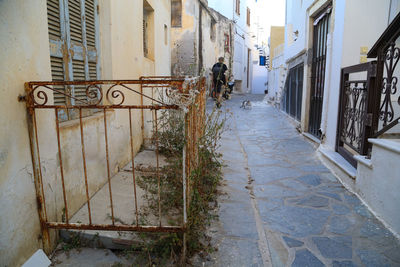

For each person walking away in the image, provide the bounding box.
[212,57,228,108]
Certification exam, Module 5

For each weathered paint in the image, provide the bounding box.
[208,0,255,92]
[171,0,234,94]
[0,1,51,266]
[0,0,171,265]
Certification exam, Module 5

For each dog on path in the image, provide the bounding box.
[240,99,252,109]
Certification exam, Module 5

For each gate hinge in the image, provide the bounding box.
[365,113,373,127]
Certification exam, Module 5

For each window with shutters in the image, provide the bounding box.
[143,0,154,59]
[210,19,216,42]
[47,0,99,120]
[224,34,230,53]
[246,7,250,26]
[171,0,182,27]
[235,0,240,15]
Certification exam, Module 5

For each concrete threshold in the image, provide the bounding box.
[319,146,356,179]
[61,149,182,250]
[302,132,321,145]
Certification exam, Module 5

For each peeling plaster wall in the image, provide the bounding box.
[0,1,51,266]
[171,0,199,76]
[203,9,234,93]
[0,0,171,265]
[322,0,391,149]
[171,0,234,96]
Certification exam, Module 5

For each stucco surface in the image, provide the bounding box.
[0,0,172,265]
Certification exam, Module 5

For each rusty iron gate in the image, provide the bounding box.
[23,76,206,253]
[309,6,331,138]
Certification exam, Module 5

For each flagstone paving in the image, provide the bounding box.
[201,94,400,266]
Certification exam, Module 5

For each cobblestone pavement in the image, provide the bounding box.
[202,94,400,267]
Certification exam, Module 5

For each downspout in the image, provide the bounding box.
[229,24,233,77]
[198,3,203,76]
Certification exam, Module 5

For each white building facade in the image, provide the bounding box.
[278,0,400,237]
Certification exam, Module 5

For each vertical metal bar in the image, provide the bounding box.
[33,109,48,222]
[55,108,69,224]
[25,82,51,253]
[192,107,195,168]
[154,109,161,227]
[128,108,139,226]
[182,113,187,227]
[152,86,155,132]
[103,109,115,224]
[79,108,92,225]
[140,80,145,142]
[184,111,190,220]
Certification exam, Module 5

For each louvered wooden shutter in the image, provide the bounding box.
[85,0,98,81]
[85,0,96,49]
[47,0,98,109]
[72,59,86,101]
[47,0,61,39]
[68,0,83,44]
[47,0,67,105]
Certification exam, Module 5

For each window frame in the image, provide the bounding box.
[47,0,100,120]
[171,0,182,27]
[143,0,155,59]
[235,0,240,15]
[246,7,250,26]
[224,34,230,53]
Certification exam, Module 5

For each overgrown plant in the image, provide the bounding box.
[134,106,228,264]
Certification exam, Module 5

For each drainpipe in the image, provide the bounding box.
[198,3,203,76]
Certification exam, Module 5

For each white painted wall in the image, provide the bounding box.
[252,63,268,94]
[0,2,52,266]
[322,0,391,150]
[0,0,172,265]
[284,0,314,62]
[268,51,285,103]
[284,0,400,238]
[355,139,400,237]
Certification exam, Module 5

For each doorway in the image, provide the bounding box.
[308,7,331,138]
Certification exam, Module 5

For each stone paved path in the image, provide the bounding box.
[202,94,400,267]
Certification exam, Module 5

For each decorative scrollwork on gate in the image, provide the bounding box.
[340,81,368,153]
[380,42,400,126]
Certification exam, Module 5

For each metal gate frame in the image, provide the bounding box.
[22,77,206,253]
[335,62,377,167]
[309,6,331,138]
[282,63,304,121]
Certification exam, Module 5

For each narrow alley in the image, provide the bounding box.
[2,1,400,266]
[201,94,400,267]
